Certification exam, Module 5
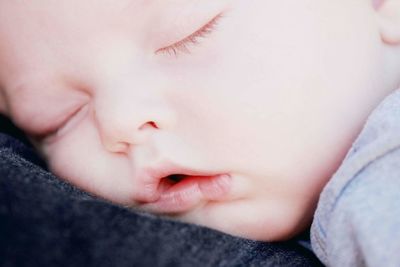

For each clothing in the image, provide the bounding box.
[311,89,400,267]
[0,130,323,267]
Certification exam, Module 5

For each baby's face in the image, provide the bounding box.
[0,0,388,240]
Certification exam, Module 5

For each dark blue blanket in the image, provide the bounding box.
[0,117,323,267]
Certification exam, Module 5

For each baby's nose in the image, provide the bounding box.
[94,94,176,153]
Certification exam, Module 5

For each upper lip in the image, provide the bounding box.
[134,160,222,203]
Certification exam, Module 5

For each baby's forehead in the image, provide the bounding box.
[1,0,214,13]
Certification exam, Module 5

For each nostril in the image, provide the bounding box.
[139,121,159,130]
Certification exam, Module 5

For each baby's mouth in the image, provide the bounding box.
[165,174,186,184]
[140,173,232,214]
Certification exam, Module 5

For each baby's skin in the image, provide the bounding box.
[0,0,399,241]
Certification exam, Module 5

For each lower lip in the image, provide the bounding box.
[140,174,232,214]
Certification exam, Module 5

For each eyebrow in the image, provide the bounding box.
[117,0,159,17]
[121,0,156,10]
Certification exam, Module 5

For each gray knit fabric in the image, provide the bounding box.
[311,89,400,267]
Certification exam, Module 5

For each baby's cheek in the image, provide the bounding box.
[188,193,317,241]
[43,124,136,204]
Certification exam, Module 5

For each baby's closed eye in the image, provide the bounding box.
[155,12,224,57]
[6,85,90,143]
[36,103,90,144]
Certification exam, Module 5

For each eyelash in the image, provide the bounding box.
[155,13,224,57]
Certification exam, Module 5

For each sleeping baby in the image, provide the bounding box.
[0,0,399,266]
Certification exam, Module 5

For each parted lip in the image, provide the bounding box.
[145,162,222,182]
[135,160,224,203]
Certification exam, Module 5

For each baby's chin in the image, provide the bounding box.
[166,197,316,242]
